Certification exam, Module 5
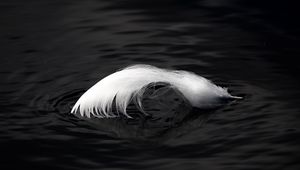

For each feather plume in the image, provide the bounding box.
[71,64,241,118]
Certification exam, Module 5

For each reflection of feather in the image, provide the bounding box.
[71,64,241,118]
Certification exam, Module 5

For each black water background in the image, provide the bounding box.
[1,0,300,169]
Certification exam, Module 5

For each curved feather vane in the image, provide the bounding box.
[71,64,241,118]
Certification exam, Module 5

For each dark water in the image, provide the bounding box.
[1,0,300,169]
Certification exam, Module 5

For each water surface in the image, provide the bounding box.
[1,0,300,169]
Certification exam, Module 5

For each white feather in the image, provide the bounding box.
[71,64,241,118]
